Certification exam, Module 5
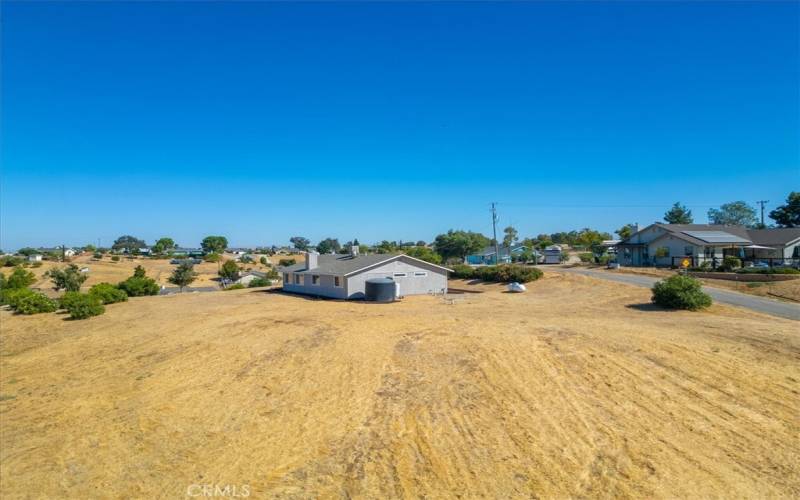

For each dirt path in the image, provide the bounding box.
[1,274,798,498]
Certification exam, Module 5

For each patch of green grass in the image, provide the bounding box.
[746,282,765,288]
[0,394,17,402]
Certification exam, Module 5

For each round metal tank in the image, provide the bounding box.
[365,278,396,303]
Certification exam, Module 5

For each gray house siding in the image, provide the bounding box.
[283,272,347,299]
[344,257,448,299]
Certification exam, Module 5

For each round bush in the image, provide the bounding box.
[247,277,272,288]
[15,292,58,315]
[450,264,475,279]
[1,288,36,308]
[89,283,128,304]
[651,275,712,311]
[63,293,105,319]
[117,276,160,297]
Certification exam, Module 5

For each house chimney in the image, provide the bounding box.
[306,251,318,270]
[350,244,359,257]
[632,223,639,234]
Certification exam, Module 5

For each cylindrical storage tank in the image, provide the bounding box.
[365,278,396,302]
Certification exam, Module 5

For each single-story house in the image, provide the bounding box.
[236,270,268,286]
[616,224,800,267]
[38,247,77,257]
[280,250,452,299]
[466,244,529,265]
[27,254,43,262]
[227,248,250,256]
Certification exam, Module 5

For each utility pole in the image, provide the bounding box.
[756,200,768,227]
[491,202,500,265]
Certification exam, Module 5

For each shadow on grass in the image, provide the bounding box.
[625,302,666,312]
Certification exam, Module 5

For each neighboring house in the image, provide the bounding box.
[236,270,268,286]
[227,248,250,256]
[746,228,800,261]
[280,250,452,299]
[542,245,562,264]
[27,254,43,262]
[137,247,151,255]
[616,224,800,267]
[172,247,205,257]
[466,244,528,265]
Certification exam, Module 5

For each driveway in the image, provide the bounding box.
[551,268,800,321]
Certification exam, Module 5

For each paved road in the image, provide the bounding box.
[551,268,800,321]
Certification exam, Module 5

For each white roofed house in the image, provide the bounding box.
[279,247,452,300]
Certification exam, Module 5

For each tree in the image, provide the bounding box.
[201,236,228,254]
[289,236,310,251]
[83,244,96,253]
[204,252,221,263]
[4,267,36,289]
[708,201,758,227]
[16,247,38,256]
[259,256,269,266]
[45,264,88,292]
[112,235,146,253]
[576,228,611,248]
[616,224,636,240]
[374,240,399,254]
[219,260,240,281]
[664,202,693,224]
[316,238,341,254]
[133,265,147,278]
[769,192,800,227]
[152,237,177,254]
[433,230,490,261]
[415,240,426,247]
[404,246,442,264]
[502,226,518,248]
[168,262,197,292]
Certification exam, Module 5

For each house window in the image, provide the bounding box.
[414,271,427,277]
[311,275,320,286]
[655,247,670,258]
[334,276,341,287]
[283,273,289,283]
[294,274,301,285]
[393,272,407,278]
[684,246,693,256]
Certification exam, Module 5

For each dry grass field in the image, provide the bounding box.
[1,273,798,498]
[26,253,302,292]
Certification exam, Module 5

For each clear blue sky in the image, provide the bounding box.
[2,1,798,251]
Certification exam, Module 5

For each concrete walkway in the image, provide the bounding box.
[551,268,800,321]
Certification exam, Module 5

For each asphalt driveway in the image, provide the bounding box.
[551,268,800,321]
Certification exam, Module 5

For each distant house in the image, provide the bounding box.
[280,249,451,299]
[235,270,268,286]
[466,244,529,265]
[27,254,43,262]
[227,248,250,256]
[616,224,800,267]
[542,245,562,264]
[38,247,77,257]
[172,247,205,257]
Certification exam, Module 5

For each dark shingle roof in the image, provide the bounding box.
[280,253,451,275]
[747,228,800,246]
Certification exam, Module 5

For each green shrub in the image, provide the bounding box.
[63,293,105,319]
[735,267,800,275]
[259,256,269,266]
[450,264,475,279]
[89,283,129,304]
[471,265,543,283]
[204,252,221,263]
[578,252,593,263]
[111,255,120,262]
[59,291,84,310]
[248,277,272,288]
[15,292,58,315]
[44,264,87,292]
[225,283,245,291]
[117,276,160,296]
[4,266,36,289]
[719,256,741,272]
[278,258,296,267]
[651,275,712,311]
[1,288,36,308]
